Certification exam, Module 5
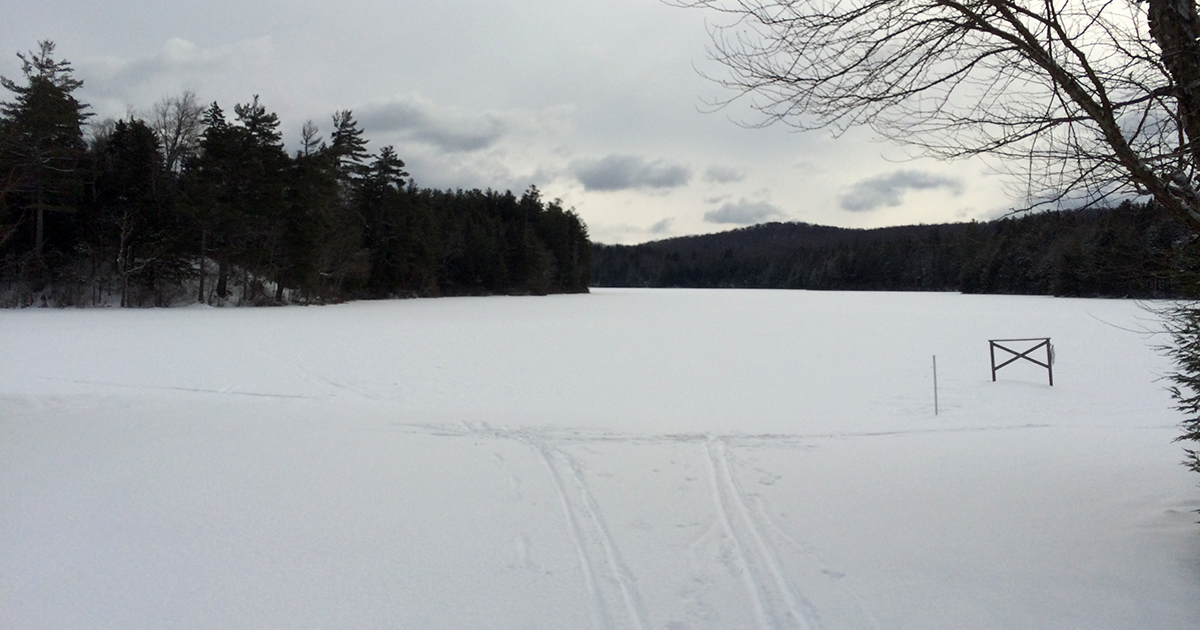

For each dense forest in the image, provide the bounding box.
[0,42,591,307]
[593,201,1200,298]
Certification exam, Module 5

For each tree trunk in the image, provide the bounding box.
[1148,0,1200,173]
[197,227,207,304]
[216,257,228,299]
[121,253,129,308]
[35,206,44,256]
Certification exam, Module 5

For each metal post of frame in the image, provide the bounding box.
[990,342,997,382]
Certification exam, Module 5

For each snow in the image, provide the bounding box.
[1,288,1198,630]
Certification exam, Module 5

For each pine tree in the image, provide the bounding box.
[90,118,188,305]
[0,40,90,264]
[184,102,233,301]
[369,146,408,186]
[1164,304,1200,486]
[329,110,369,183]
[232,96,290,303]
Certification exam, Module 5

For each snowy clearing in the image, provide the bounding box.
[2,289,1198,630]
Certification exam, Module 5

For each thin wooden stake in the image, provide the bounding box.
[933,355,939,416]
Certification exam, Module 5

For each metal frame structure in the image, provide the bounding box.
[989,338,1053,386]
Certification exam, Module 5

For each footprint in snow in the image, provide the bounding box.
[511,532,533,569]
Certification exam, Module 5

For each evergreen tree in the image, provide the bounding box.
[369,145,408,185]
[360,146,412,295]
[277,144,333,299]
[0,40,90,269]
[0,122,20,251]
[184,102,235,301]
[1163,304,1200,490]
[329,110,369,183]
[184,98,292,302]
[232,96,290,303]
[89,118,189,305]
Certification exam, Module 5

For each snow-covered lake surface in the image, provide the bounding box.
[2,288,1198,630]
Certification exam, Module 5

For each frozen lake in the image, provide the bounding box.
[2,289,1198,629]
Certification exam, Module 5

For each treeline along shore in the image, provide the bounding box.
[1,42,591,307]
[592,201,1200,299]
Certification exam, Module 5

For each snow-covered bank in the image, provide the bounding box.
[2,289,1197,629]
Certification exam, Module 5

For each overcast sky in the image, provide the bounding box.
[4,0,1014,243]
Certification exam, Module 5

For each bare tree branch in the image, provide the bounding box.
[148,91,205,176]
[672,0,1200,224]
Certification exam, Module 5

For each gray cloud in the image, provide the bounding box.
[703,165,744,184]
[76,38,275,118]
[704,199,784,224]
[399,152,510,192]
[838,170,964,212]
[649,218,674,234]
[358,98,505,153]
[570,155,691,191]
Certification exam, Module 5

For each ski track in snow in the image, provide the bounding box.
[558,448,651,630]
[34,377,317,400]
[539,444,650,630]
[705,438,776,630]
[458,421,649,630]
[389,419,1058,447]
[375,417,1185,630]
[752,500,883,630]
[253,347,379,401]
[444,419,851,630]
[537,442,613,630]
[381,418,1088,629]
[705,438,820,630]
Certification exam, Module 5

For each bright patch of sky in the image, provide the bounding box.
[3,0,1012,243]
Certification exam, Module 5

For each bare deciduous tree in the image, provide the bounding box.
[677,0,1200,494]
[675,0,1200,224]
[148,91,204,175]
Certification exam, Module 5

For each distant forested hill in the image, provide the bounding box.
[592,202,1200,298]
